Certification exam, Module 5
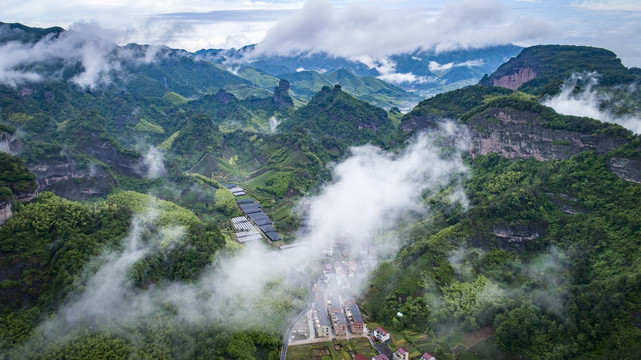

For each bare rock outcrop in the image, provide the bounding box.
[0,201,13,226]
[467,109,628,161]
[492,67,537,90]
[0,132,21,155]
[608,157,641,183]
[29,160,115,201]
[492,223,545,252]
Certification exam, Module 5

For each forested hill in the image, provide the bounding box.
[479,45,641,95]
[1,20,641,359]
[280,85,395,144]
[366,46,641,359]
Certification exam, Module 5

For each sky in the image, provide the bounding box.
[2,0,641,67]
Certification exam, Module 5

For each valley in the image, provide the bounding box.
[0,20,641,360]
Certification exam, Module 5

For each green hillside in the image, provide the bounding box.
[281,85,395,145]
[2,23,641,359]
[481,45,640,96]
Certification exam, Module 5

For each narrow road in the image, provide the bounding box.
[281,274,312,360]
[280,307,309,360]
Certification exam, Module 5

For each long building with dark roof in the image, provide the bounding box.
[239,203,261,214]
[346,302,364,334]
[313,301,331,337]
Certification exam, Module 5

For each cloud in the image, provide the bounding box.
[253,0,553,58]
[523,246,569,316]
[0,22,163,89]
[299,124,470,273]
[428,59,485,73]
[355,56,435,85]
[572,0,641,11]
[142,146,167,179]
[542,72,641,134]
[269,116,281,133]
[25,122,471,347]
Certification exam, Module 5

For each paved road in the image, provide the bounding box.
[280,307,310,360]
[281,275,312,360]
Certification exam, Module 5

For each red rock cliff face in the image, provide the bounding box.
[492,67,537,90]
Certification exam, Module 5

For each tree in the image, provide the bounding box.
[494,303,544,353]
[214,188,236,216]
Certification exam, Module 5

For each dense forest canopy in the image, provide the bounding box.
[0,23,640,359]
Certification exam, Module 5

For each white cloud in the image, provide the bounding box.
[300,124,470,262]
[572,0,641,11]
[356,55,435,84]
[27,122,471,346]
[0,22,163,88]
[542,72,641,134]
[253,0,553,58]
[428,59,484,74]
[142,147,167,179]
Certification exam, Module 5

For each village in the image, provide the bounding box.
[225,184,437,360]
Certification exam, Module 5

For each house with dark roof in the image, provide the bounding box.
[313,301,331,337]
[259,224,276,233]
[373,355,389,360]
[373,343,393,360]
[239,203,261,214]
[345,302,364,334]
[332,310,348,336]
[265,231,282,241]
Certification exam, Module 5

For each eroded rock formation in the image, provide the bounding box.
[467,109,628,161]
[492,67,537,90]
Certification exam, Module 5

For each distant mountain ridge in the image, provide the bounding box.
[196,44,523,97]
[480,44,641,95]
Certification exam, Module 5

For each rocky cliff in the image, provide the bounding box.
[466,108,629,161]
[0,131,21,155]
[491,67,537,90]
[480,45,633,95]
[607,157,641,183]
[29,159,115,201]
[0,200,12,226]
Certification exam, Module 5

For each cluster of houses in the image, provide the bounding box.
[317,260,359,289]
[368,327,436,360]
[311,296,365,338]
[225,185,282,243]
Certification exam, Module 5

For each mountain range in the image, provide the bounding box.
[1,21,641,360]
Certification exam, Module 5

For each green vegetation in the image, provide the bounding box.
[405,85,514,121]
[482,45,639,96]
[460,92,634,138]
[2,26,641,359]
[281,85,394,145]
[0,152,37,196]
[367,152,641,359]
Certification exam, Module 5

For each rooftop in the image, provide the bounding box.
[334,311,347,325]
[239,203,261,214]
[375,326,388,335]
[314,301,331,327]
[349,303,364,323]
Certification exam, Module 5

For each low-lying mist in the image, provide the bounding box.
[20,123,471,352]
[543,72,641,134]
[0,23,162,89]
